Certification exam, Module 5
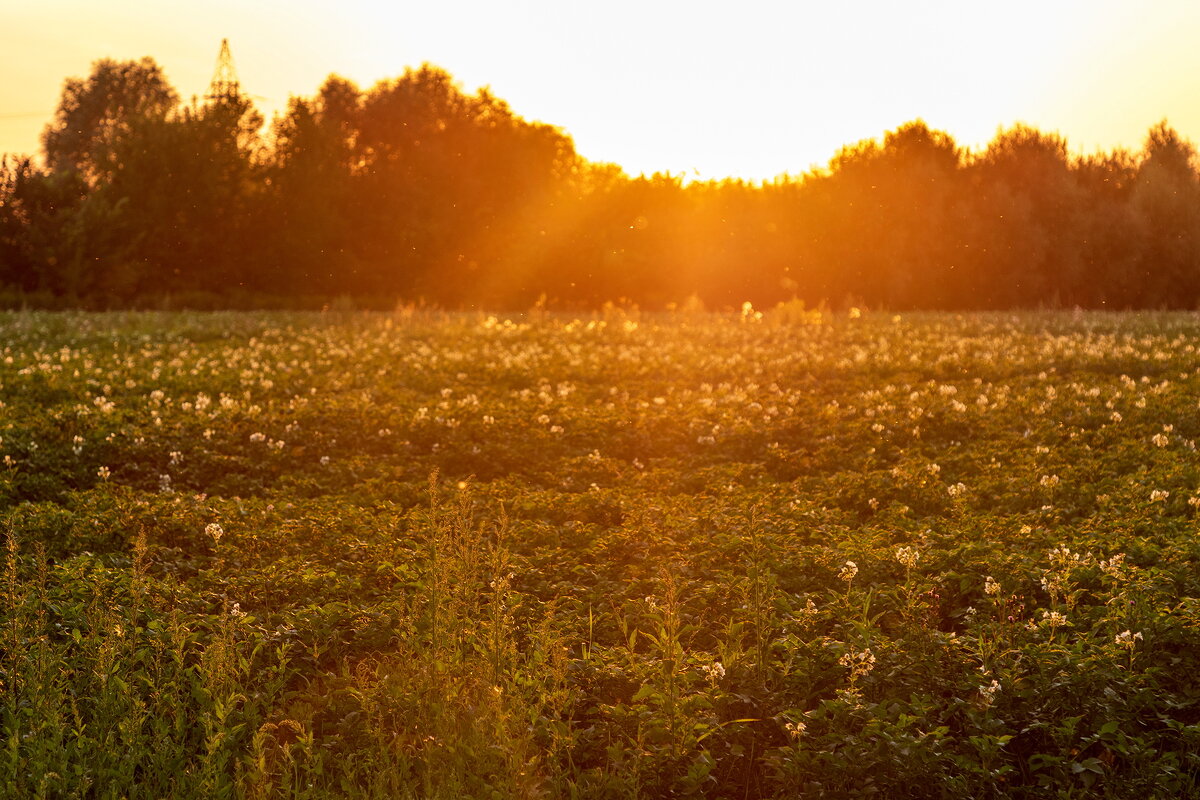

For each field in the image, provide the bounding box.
[3,308,1200,798]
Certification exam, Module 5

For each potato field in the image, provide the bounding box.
[3,309,1200,798]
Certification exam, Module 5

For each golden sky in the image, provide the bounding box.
[3,0,1198,180]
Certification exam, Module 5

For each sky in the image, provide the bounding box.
[3,0,1199,181]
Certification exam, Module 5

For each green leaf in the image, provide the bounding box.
[631,684,657,702]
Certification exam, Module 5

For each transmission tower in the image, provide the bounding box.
[206,38,240,101]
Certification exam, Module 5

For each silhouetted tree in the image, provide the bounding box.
[1072,150,1139,307]
[0,157,43,291]
[349,65,578,303]
[962,125,1083,307]
[43,58,178,186]
[267,76,362,295]
[1130,122,1200,307]
[7,54,1200,311]
[134,92,265,295]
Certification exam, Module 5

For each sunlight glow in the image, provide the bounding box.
[3,0,1199,179]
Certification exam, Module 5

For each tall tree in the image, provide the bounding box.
[42,57,178,186]
[1130,122,1200,307]
[267,76,363,295]
[351,64,578,303]
[963,125,1082,307]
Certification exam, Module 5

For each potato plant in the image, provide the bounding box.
[2,308,1200,798]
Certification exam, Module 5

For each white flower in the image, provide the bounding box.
[979,679,1001,705]
[701,661,726,683]
[1040,610,1070,628]
[984,576,1001,596]
[838,648,876,677]
[784,720,806,739]
[947,482,967,498]
[1150,489,1170,503]
[96,465,110,480]
[837,561,858,582]
[205,523,224,543]
[1040,574,1063,595]
[895,546,919,569]
[1047,546,1081,567]
[1114,630,1143,648]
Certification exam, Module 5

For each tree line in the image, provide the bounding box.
[2,56,1199,310]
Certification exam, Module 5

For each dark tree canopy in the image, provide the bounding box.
[42,57,179,184]
[3,56,1200,310]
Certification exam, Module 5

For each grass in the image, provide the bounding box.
[2,307,1200,798]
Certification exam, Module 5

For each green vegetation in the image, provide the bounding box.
[4,309,1200,798]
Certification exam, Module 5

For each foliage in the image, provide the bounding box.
[3,309,1200,797]
[4,58,1200,309]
